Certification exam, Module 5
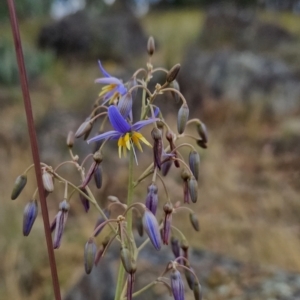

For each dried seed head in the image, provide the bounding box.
[145,183,158,215]
[79,187,90,212]
[118,92,133,118]
[196,122,208,144]
[170,269,185,300]
[75,120,92,138]
[23,199,38,236]
[120,246,137,274]
[196,139,208,149]
[142,209,161,251]
[84,238,97,274]
[189,213,200,232]
[66,131,75,148]
[11,174,27,200]
[188,177,198,203]
[42,171,54,193]
[171,236,181,258]
[167,63,181,83]
[193,283,203,300]
[94,165,102,189]
[147,36,155,56]
[177,103,189,134]
[189,151,200,181]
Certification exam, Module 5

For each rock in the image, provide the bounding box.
[38,9,147,62]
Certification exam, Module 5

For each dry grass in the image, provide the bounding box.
[1,7,300,300]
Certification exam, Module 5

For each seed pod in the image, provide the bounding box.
[142,209,161,251]
[188,177,198,203]
[75,120,92,138]
[161,152,173,176]
[196,122,208,144]
[94,165,102,189]
[167,63,181,83]
[120,246,137,274]
[84,238,97,274]
[23,199,38,236]
[189,151,200,181]
[171,236,180,258]
[193,283,203,300]
[147,36,155,56]
[151,127,163,170]
[66,131,74,148]
[145,183,158,215]
[189,213,200,232]
[170,269,185,300]
[11,174,27,200]
[177,103,189,134]
[79,187,90,212]
[118,92,133,118]
[42,171,54,193]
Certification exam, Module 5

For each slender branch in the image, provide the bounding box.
[6,0,61,299]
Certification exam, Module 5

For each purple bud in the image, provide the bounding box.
[81,161,98,188]
[23,199,38,236]
[142,210,161,251]
[152,127,163,170]
[188,177,198,203]
[166,130,180,168]
[79,187,90,212]
[161,152,173,176]
[84,238,97,274]
[118,92,133,118]
[162,202,173,245]
[94,209,110,237]
[11,174,27,200]
[42,171,54,192]
[94,165,102,189]
[145,183,158,215]
[170,269,185,300]
[75,120,92,138]
[171,236,180,258]
[53,200,70,249]
[177,103,189,134]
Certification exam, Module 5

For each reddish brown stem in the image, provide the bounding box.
[6,1,61,299]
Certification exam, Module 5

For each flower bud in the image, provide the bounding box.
[147,36,155,56]
[161,152,173,176]
[145,183,158,215]
[42,171,54,193]
[167,63,181,83]
[171,236,180,258]
[169,80,180,102]
[166,130,180,168]
[183,260,194,290]
[66,131,74,148]
[177,103,189,134]
[135,215,144,237]
[196,122,208,144]
[188,177,198,203]
[94,165,102,189]
[193,283,203,300]
[181,238,189,259]
[79,187,90,212]
[196,139,207,149]
[84,238,97,274]
[120,246,137,274]
[151,127,163,170]
[142,209,161,251]
[93,150,103,163]
[23,199,38,236]
[118,92,133,118]
[170,269,185,300]
[162,202,173,245]
[11,174,27,200]
[94,209,110,237]
[75,120,92,138]
[189,213,200,232]
[81,161,98,188]
[189,151,200,181]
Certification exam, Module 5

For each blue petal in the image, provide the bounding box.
[116,84,127,96]
[132,118,159,132]
[87,130,121,144]
[108,106,131,133]
[98,60,112,78]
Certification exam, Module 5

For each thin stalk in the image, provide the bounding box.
[6,0,61,299]
[114,148,134,300]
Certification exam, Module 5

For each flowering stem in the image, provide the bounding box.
[114,147,134,300]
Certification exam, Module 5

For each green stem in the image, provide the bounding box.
[114,148,134,300]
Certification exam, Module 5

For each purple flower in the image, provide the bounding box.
[87,106,158,162]
[23,199,38,236]
[96,60,127,104]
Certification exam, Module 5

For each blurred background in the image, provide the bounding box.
[1,0,300,299]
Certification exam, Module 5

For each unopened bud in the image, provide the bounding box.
[196,139,208,149]
[23,199,38,236]
[169,80,180,102]
[188,176,198,203]
[66,131,75,148]
[181,238,189,259]
[79,187,90,212]
[196,122,208,144]
[189,213,200,231]
[147,36,155,56]
[75,120,92,138]
[151,127,163,170]
[161,152,173,176]
[167,63,181,83]
[93,151,103,163]
[189,151,200,181]
[145,183,158,215]
[177,103,189,134]
[42,171,54,192]
[84,238,97,274]
[170,269,185,300]
[118,92,133,118]
[120,246,137,274]
[193,283,203,300]
[53,200,69,249]
[143,210,161,251]
[135,215,144,237]
[162,202,173,245]
[171,236,180,258]
[94,165,102,189]
[11,174,27,200]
